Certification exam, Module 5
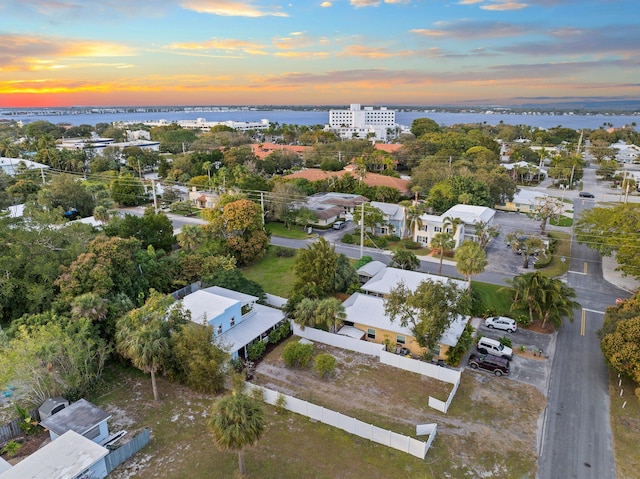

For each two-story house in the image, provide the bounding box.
[413,204,496,249]
[180,286,286,359]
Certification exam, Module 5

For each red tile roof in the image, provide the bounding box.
[250,142,311,160]
[283,169,410,195]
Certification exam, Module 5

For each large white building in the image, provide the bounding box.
[326,104,396,142]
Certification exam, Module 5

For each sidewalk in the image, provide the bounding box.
[601,253,640,293]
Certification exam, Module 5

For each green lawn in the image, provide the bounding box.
[242,246,297,298]
[539,231,571,277]
[471,281,518,317]
[549,216,573,227]
[266,221,314,240]
[609,373,640,479]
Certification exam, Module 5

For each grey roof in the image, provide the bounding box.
[40,399,110,437]
[180,289,239,325]
[38,396,69,416]
[361,267,467,296]
[442,204,496,225]
[0,430,108,479]
[370,201,404,221]
[356,260,387,278]
[218,304,285,354]
[203,286,257,304]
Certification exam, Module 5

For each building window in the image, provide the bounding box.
[84,425,100,440]
[367,328,376,340]
[396,335,406,345]
[434,226,442,233]
[217,325,222,335]
[230,317,235,327]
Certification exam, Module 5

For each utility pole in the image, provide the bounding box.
[151,178,158,213]
[360,202,365,258]
[260,191,265,225]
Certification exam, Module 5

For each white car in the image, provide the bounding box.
[484,316,517,333]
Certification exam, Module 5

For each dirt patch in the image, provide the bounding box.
[526,320,555,334]
[253,337,544,477]
[1,429,50,465]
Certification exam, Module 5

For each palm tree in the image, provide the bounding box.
[505,271,579,328]
[208,391,265,478]
[443,215,463,247]
[431,232,455,275]
[177,224,205,252]
[405,204,424,241]
[71,292,108,322]
[292,298,320,330]
[454,241,488,289]
[116,321,169,402]
[315,298,346,333]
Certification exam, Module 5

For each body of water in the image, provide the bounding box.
[2,108,638,131]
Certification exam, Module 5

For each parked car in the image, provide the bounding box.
[484,316,517,333]
[477,336,514,360]
[468,353,510,376]
[579,191,595,198]
[333,221,346,230]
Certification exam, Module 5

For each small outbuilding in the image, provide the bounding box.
[40,398,111,445]
[0,430,108,479]
[38,396,70,421]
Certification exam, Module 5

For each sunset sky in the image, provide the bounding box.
[1,0,638,108]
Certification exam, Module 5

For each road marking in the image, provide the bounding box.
[568,270,587,275]
[583,308,606,314]
[583,262,588,274]
[581,309,586,336]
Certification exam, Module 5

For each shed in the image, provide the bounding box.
[0,430,108,479]
[40,398,111,444]
[38,396,70,421]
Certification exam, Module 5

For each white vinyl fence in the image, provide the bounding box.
[292,323,461,413]
[247,383,436,459]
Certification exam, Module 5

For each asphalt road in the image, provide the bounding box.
[536,196,623,479]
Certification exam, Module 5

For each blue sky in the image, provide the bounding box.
[0,0,638,107]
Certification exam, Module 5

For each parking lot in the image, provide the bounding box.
[468,317,556,395]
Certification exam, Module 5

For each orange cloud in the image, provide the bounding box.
[480,1,528,10]
[180,0,288,17]
[339,45,414,58]
[165,38,269,55]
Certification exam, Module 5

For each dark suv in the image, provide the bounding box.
[579,191,595,198]
[468,353,510,376]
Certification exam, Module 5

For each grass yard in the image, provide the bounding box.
[96,337,543,479]
[472,281,521,318]
[549,216,573,227]
[242,246,297,298]
[540,231,571,277]
[265,221,313,240]
[609,373,640,479]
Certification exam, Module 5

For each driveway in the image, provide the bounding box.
[468,318,556,395]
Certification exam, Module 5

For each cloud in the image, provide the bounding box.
[411,20,532,39]
[180,0,288,17]
[0,0,174,18]
[338,45,414,58]
[165,38,269,56]
[350,0,411,5]
[320,1,332,6]
[480,1,529,10]
[0,34,135,72]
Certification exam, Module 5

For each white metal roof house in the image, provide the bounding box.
[356,260,387,284]
[0,157,49,177]
[369,201,407,238]
[341,290,469,360]
[413,204,495,248]
[0,430,109,479]
[179,286,286,359]
[360,266,467,298]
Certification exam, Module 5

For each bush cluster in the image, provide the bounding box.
[282,341,314,368]
[268,322,292,344]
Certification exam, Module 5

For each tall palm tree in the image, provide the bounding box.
[208,391,265,478]
[292,298,320,330]
[315,298,346,333]
[405,204,424,241]
[431,232,455,275]
[116,321,169,402]
[454,240,488,289]
[177,224,205,252]
[443,216,463,247]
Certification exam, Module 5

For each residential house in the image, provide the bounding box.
[502,161,547,183]
[179,286,286,359]
[188,187,218,209]
[494,189,547,214]
[356,260,386,284]
[250,142,311,161]
[305,192,368,227]
[40,398,111,445]
[0,430,109,479]
[341,265,469,360]
[611,141,640,164]
[369,201,407,238]
[413,204,496,248]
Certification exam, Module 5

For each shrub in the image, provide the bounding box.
[271,245,296,258]
[498,336,513,348]
[314,353,338,379]
[228,357,244,372]
[275,392,287,413]
[341,233,354,244]
[534,252,552,269]
[401,240,422,250]
[282,341,314,368]
[515,314,532,328]
[353,255,373,269]
[0,440,22,458]
[247,340,267,361]
[269,322,291,344]
[386,235,401,242]
[446,323,475,366]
